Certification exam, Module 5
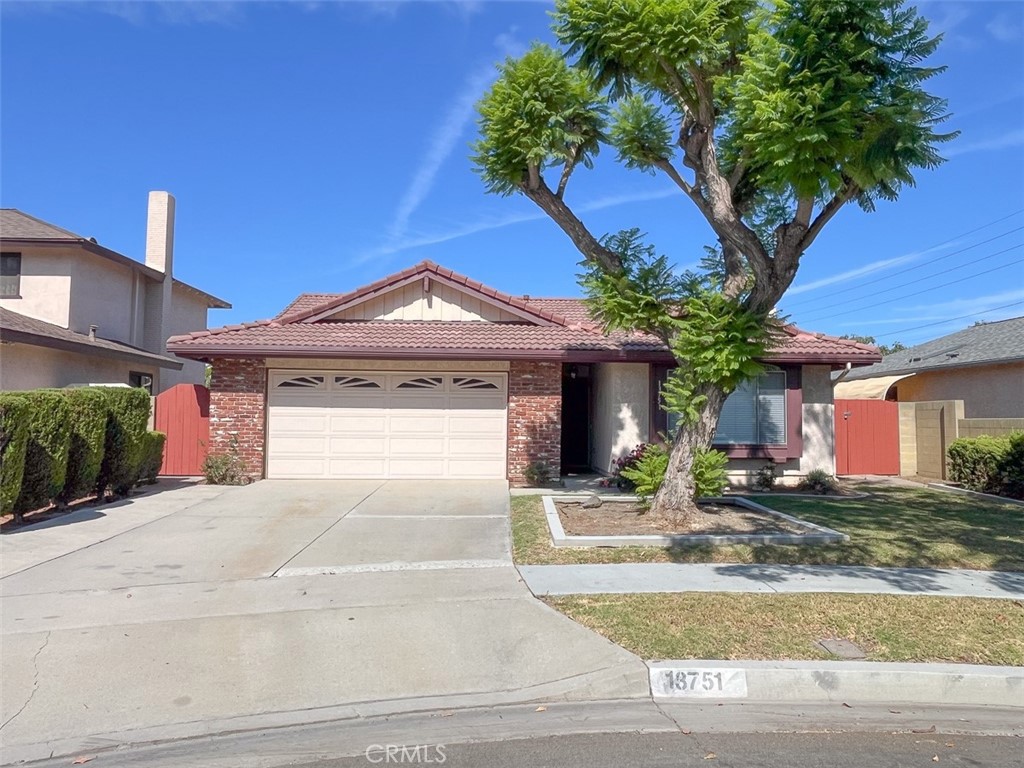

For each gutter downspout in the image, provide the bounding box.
[833,362,853,385]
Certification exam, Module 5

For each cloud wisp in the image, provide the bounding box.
[945,128,1024,158]
[838,287,1024,327]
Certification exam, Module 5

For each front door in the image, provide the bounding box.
[560,365,591,472]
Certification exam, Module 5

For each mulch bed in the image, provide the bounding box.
[555,499,807,536]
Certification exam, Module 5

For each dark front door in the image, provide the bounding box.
[561,366,591,472]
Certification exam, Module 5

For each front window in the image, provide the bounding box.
[714,369,787,445]
[129,371,154,394]
[0,252,21,297]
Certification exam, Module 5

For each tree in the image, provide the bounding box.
[473,0,955,519]
[840,334,908,356]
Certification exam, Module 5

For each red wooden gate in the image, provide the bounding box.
[834,399,900,476]
[154,383,210,476]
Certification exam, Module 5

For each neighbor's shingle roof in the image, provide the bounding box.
[0,308,183,369]
[843,315,1024,380]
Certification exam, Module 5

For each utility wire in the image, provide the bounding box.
[785,212,1024,309]
[798,244,1024,323]
[873,301,1024,339]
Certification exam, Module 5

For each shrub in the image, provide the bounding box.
[96,387,152,497]
[59,388,110,503]
[608,443,653,491]
[693,448,729,498]
[948,434,1012,495]
[15,390,72,514]
[0,394,30,516]
[523,460,552,486]
[799,468,840,495]
[202,436,250,485]
[137,431,166,485]
[620,443,669,504]
[1000,432,1024,500]
[753,462,778,492]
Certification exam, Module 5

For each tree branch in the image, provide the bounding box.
[555,148,579,199]
[655,55,697,113]
[520,176,623,274]
[798,184,859,252]
[794,197,815,229]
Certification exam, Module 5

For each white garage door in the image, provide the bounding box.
[267,370,508,479]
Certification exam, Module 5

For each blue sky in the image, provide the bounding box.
[2,0,1022,346]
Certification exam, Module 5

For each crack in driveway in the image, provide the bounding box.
[0,630,50,732]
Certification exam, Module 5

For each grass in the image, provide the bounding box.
[546,593,1024,665]
[511,483,1024,570]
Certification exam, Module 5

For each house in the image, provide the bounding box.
[166,260,880,486]
[834,317,1024,418]
[0,192,230,393]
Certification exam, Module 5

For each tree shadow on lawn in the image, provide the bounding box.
[661,482,1024,572]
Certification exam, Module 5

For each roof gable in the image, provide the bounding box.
[283,261,571,327]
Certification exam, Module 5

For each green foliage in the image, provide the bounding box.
[692,447,729,497]
[0,394,30,515]
[202,436,250,486]
[753,463,778,492]
[473,43,606,196]
[799,468,840,495]
[620,442,670,505]
[839,334,907,356]
[523,460,554,486]
[15,391,72,514]
[96,387,152,497]
[60,388,110,503]
[609,95,673,171]
[138,431,166,486]
[947,434,1023,499]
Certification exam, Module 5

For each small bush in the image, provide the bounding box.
[0,394,30,515]
[60,388,110,503]
[753,462,778,492]
[1000,433,1024,500]
[799,468,840,495]
[15,390,72,514]
[608,443,652,491]
[620,443,669,504]
[523,460,552,486]
[137,431,166,485]
[96,387,152,497]
[693,447,729,498]
[948,434,1012,495]
[202,436,250,485]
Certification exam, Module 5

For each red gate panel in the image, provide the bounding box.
[835,399,900,476]
[154,383,210,476]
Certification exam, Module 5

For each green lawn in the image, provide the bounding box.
[512,483,1024,570]
[546,593,1024,665]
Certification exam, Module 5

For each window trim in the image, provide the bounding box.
[650,364,803,461]
[0,252,22,298]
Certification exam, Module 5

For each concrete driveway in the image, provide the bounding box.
[0,480,647,764]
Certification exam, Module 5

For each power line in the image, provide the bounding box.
[873,301,1024,339]
[785,212,1024,309]
[798,244,1024,323]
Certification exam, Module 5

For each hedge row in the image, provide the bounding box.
[0,387,166,519]
[947,432,1024,500]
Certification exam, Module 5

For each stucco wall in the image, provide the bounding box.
[161,284,212,389]
[0,247,73,327]
[590,362,651,473]
[895,363,1024,418]
[67,252,140,343]
[0,342,155,390]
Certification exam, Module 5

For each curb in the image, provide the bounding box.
[647,660,1024,708]
[926,483,1024,508]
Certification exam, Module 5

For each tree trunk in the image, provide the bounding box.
[649,383,729,521]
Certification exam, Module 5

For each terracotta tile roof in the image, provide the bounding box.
[1,308,183,369]
[276,293,340,320]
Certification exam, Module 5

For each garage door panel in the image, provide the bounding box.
[268,370,507,480]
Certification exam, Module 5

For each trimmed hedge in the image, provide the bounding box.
[947,432,1024,500]
[96,387,152,497]
[138,431,167,485]
[15,390,72,514]
[60,388,111,503]
[0,394,30,515]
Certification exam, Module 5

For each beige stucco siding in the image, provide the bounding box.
[161,284,212,388]
[0,342,155,390]
[0,247,73,327]
[893,363,1024,418]
[67,252,140,343]
[590,362,651,473]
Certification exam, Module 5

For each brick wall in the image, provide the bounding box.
[209,357,266,478]
[507,360,562,485]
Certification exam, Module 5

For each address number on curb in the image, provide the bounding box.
[650,668,749,698]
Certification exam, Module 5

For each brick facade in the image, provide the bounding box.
[507,360,562,485]
[209,357,266,479]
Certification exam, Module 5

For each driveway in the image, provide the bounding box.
[0,480,647,764]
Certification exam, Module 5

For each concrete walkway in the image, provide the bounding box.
[519,563,1024,599]
[1,480,648,765]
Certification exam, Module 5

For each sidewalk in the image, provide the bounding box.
[518,562,1024,599]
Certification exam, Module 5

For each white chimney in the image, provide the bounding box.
[145,191,175,275]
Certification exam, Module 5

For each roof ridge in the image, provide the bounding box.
[1,208,86,240]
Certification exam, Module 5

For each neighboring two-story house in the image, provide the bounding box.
[0,192,229,393]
